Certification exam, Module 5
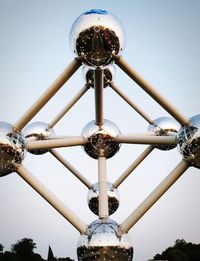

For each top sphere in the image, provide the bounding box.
[177,114,200,168]
[70,9,125,68]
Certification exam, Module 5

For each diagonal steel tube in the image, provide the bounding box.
[114,145,154,188]
[98,156,109,219]
[50,149,92,189]
[121,160,189,232]
[109,81,154,124]
[14,163,88,234]
[94,69,104,126]
[117,134,177,145]
[113,55,189,125]
[27,136,86,150]
[14,58,82,130]
[48,84,90,128]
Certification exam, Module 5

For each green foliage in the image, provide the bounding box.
[154,239,200,261]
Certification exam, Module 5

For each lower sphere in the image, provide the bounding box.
[0,122,26,176]
[77,219,133,261]
[87,182,120,216]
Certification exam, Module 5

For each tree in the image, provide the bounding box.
[11,238,36,257]
[153,239,200,261]
[0,244,3,253]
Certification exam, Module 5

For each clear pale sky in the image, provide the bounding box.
[0,0,200,260]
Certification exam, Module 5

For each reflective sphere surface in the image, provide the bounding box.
[148,117,180,150]
[83,66,115,88]
[0,122,26,176]
[70,9,125,67]
[77,219,133,261]
[88,182,120,216]
[177,114,200,168]
[82,120,121,159]
[23,122,55,155]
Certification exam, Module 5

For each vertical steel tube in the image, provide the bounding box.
[121,160,189,232]
[14,58,81,130]
[98,156,109,219]
[114,146,154,188]
[14,164,88,234]
[94,69,104,126]
[114,55,189,125]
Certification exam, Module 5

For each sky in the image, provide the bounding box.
[0,0,200,260]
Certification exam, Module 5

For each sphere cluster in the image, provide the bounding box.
[177,114,200,168]
[82,119,121,159]
[77,219,133,261]
[87,182,120,216]
[0,122,26,176]
[148,117,180,150]
[23,122,55,155]
[70,9,125,67]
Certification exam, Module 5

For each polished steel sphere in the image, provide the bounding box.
[82,120,121,159]
[177,114,200,169]
[148,117,180,150]
[23,122,55,155]
[77,219,133,261]
[87,182,120,216]
[83,66,115,88]
[70,9,125,67]
[0,122,26,176]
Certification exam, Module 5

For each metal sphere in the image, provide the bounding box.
[70,9,125,67]
[87,182,120,216]
[177,114,200,169]
[77,219,133,261]
[23,122,55,155]
[148,117,180,151]
[81,120,121,159]
[83,66,115,88]
[0,122,26,176]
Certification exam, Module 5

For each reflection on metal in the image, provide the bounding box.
[0,122,26,176]
[1,8,197,261]
[177,114,200,168]
[23,121,55,155]
[88,182,120,216]
[84,66,115,88]
[77,219,133,261]
[82,120,121,159]
[70,9,125,67]
[148,116,180,150]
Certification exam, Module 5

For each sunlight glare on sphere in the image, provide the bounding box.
[70,9,125,67]
[0,122,26,176]
[23,122,55,155]
[177,114,200,169]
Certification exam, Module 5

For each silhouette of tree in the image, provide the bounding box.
[0,244,3,253]
[153,239,200,261]
[11,238,36,256]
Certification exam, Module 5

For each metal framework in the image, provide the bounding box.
[1,8,199,261]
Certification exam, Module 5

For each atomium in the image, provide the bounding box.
[148,117,180,150]
[88,182,120,216]
[0,122,26,176]
[70,9,125,67]
[77,219,133,261]
[83,66,115,88]
[23,121,55,155]
[82,119,121,159]
[177,114,200,169]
